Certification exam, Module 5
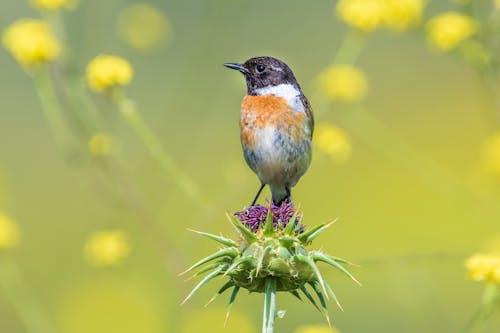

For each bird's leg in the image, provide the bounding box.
[251,184,266,206]
[284,187,292,205]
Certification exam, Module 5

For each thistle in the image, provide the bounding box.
[181,201,360,333]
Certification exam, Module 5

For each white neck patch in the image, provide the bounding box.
[254,84,305,112]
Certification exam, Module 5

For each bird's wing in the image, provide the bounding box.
[300,94,314,139]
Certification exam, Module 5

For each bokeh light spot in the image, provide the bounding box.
[117,3,170,52]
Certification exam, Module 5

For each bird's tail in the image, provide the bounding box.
[270,185,290,205]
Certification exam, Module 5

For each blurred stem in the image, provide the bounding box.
[337,105,500,223]
[32,66,72,154]
[92,157,186,275]
[45,9,100,144]
[0,254,54,333]
[463,283,499,333]
[333,29,366,65]
[111,90,205,206]
[43,11,68,68]
[339,106,469,199]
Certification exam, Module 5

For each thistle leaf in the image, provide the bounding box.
[324,281,343,312]
[224,286,240,327]
[289,290,303,302]
[325,254,352,265]
[222,256,254,277]
[180,248,238,276]
[263,278,277,333]
[181,265,227,305]
[256,245,272,277]
[226,212,258,243]
[263,205,275,236]
[294,221,302,234]
[188,261,225,281]
[295,255,329,300]
[205,280,235,307]
[312,252,361,286]
[297,220,336,244]
[309,281,332,328]
[284,212,298,235]
[187,229,237,247]
[300,285,320,311]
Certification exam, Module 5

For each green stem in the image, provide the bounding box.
[32,66,72,154]
[333,29,366,65]
[0,254,54,333]
[111,90,204,205]
[463,283,499,333]
[262,278,277,333]
[43,11,68,68]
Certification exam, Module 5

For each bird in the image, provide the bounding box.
[224,56,314,206]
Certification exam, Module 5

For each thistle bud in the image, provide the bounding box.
[182,201,360,327]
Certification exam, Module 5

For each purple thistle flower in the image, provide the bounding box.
[234,199,303,232]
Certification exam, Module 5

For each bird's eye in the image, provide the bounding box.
[256,64,266,73]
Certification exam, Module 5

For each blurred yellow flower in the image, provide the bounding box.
[117,3,170,51]
[426,12,477,51]
[0,213,20,249]
[314,123,352,162]
[336,0,424,32]
[465,254,500,284]
[315,64,368,102]
[84,230,130,266]
[86,55,133,93]
[31,0,78,11]
[383,0,425,32]
[496,0,500,10]
[482,132,500,177]
[294,325,340,333]
[2,19,61,66]
[336,0,386,32]
[88,133,114,156]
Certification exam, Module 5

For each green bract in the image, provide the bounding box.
[181,206,360,329]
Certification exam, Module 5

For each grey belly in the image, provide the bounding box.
[243,130,311,187]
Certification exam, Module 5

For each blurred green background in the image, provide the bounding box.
[0,0,499,332]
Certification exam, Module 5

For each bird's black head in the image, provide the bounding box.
[224,56,299,95]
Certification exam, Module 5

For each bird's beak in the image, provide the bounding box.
[223,62,248,74]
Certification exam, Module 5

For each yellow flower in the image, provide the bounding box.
[84,230,130,267]
[0,213,20,249]
[496,0,500,10]
[383,0,425,32]
[88,133,115,156]
[314,123,352,162]
[2,19,61,66]
[117,3,170,51]
[31,0,78,11]
[315,64,368,102]
[482,132,500,177]
[426,12,477,51]
[336,0,387,32]
[86,55,133,93]
[294,325,340,333]
[465,254,500,284]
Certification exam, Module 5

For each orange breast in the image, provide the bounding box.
[240,95,306,147]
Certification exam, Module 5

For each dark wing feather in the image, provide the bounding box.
[300,94,314,139]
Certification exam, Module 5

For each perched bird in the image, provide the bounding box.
[224,56,314,205]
